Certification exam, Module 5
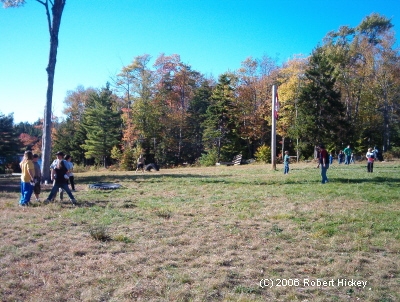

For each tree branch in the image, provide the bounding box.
[35,0,52,36]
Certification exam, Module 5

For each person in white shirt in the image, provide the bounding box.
[64,154,75,191]
[366,148,375,173]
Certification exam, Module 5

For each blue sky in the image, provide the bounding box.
[1,0,399,124]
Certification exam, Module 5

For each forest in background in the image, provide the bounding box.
[1,13,400,171]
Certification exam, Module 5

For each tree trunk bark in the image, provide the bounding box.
[40,0,66,182]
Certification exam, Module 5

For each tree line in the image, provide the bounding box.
[1,13,399,171]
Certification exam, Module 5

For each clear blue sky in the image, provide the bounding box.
[1,0,399,124]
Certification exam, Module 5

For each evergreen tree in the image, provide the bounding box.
[14,119,42,137]
[0,113,19,172]
[53,117,86,165]
[81,84,122,167]
[202,74,241,161]
[185,80,212,162]
[297,47,346,149]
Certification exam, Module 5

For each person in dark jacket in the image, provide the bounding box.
[44,151,77,205]
[318,144,329,184]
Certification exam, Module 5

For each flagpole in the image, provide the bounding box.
[271,85,277,170]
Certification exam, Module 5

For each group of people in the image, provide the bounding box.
[317,144,380,183]
[282,144,382,184]
[19,150,77,207]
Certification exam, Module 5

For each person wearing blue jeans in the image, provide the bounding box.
[19,150,35,206]
[45,151,77,205]
[283,150,290,174]
[343,145,352,165]
[318,144,329,184]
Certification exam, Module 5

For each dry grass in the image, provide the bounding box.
[0,161,399,301]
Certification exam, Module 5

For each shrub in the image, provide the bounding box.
[110,145,122,162]
[73,164,90,173]
[199,148,218,167]
[114,234,133,243]
[384,147,400,161]
[89,225,111,241]
[255,145,271,163]
[120,147,135,171]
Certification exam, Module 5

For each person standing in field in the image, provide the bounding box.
[45,151,77,205]
[19,150,35,206]
[343,145,352,165]
[338,150,344,164]
[64,154,75,191]
[32,153,42,202]
[136,154,145,173]
[318,144,329,184]
[350,152,355,164]
[283,150,290,174]
[366,148,375,173]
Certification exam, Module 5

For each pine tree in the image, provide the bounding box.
[0,113,19,172]
[185,81,212,162]
[202,74,240,161]
[297,47,346,149]
[53,117,86,165]
[81,84,122,167]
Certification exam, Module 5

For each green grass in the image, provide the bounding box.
[0,161,399,301]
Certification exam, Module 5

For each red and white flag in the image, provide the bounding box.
[274,90,280,120]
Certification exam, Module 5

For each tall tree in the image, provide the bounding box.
[81,84,122,167]
[2,0,66,182]
[357,15,399,151]
[114,54,155,149]
[202,74,240,161]
[53,86,96,164]
[153,54,203,164]
[277,55,308,158]
[297,47,345,150]
[235,56,278,157]
[185,80,213,162]
[322,13,399,151]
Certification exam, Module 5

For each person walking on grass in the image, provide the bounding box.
[318,144,329,184]
[19,150,35,207]
[32,153,42,202]
[283,150,290,174]
[45,151,77,205]
[366,148,375,173]
[50,152,63,201]
[343,145,352,165]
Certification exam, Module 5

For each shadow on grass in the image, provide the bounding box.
[328,176,400,184]
[79,173,216,184]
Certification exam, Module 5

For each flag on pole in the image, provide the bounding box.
[274,90,280,120]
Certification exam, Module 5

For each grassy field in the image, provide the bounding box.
[0,161,399,302]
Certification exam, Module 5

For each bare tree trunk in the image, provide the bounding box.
[40,0,66,182]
